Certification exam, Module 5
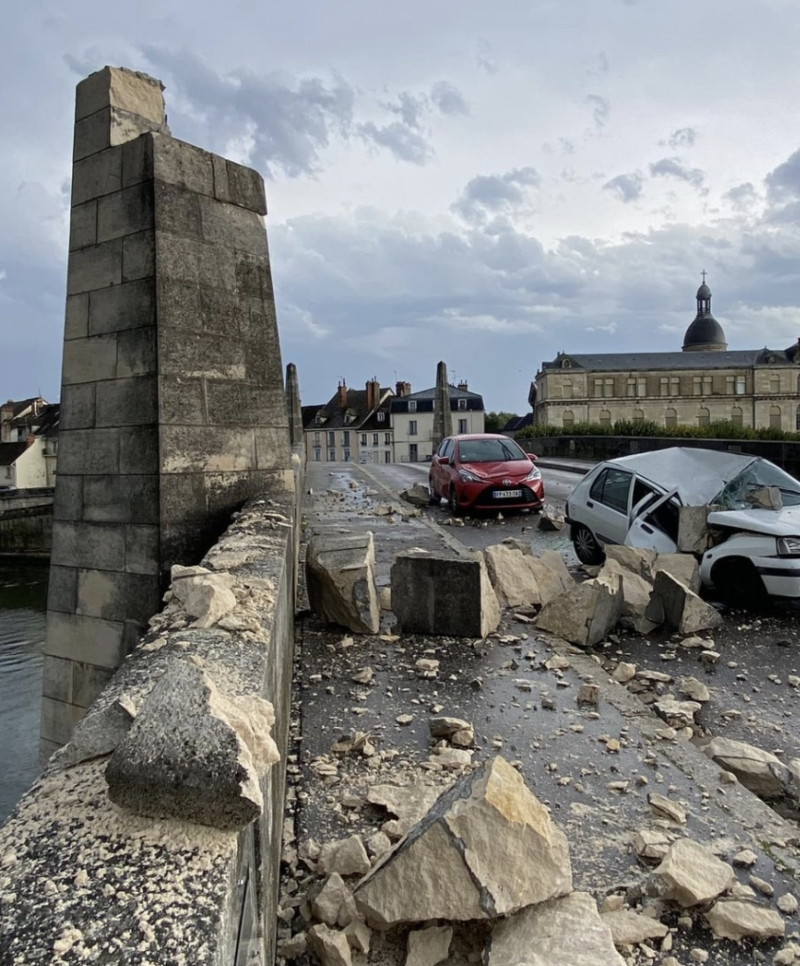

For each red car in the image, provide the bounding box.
[429,434,544,515]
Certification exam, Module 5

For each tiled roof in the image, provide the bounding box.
[0,443,28,467]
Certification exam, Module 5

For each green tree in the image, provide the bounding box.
[485,411,516,433]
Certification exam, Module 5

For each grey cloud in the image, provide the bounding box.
[430,81,470,116]
[766,148,800,202]
[452,167,540,224]
[138,46,355,177]
[649,157,705,189]
[668,127,697,149]
[603,172,643,203]
[381,91,427,129]
[358,120,432,165]
[586,94,610,129]
[725,182,758,211]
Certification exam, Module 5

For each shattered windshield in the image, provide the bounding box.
[713,459,800,509]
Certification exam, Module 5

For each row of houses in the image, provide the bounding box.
[302,378,486,464]
[0,397,60,489]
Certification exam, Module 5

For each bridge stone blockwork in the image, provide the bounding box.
[41,67,292,753]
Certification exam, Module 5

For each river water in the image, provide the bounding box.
[0,559,47,823]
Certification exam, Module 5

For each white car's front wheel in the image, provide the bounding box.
[572,525,604,565]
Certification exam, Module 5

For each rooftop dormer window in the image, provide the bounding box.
[377,411,385,422]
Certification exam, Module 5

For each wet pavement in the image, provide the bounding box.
[284,460,800,966]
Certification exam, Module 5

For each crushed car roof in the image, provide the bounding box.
[607,447,757,505]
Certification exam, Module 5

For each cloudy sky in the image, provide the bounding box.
[3,0,800,412]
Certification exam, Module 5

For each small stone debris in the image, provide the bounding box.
[311,873,358,927]
[351,667,374,685]
[778,894,799,914]
[405,924,453,966]
[601,908,670,946]
[700,736,790,800]
[705,900,786,941]
[632,829,672,863]
[318,836,372,878]
[415,659,440,679]
[577,683,599,706]
[537,505,565,531]
[679,676,710,702]
[400,483,434,508]
[733,849,758,868]
[396,714,414,726]
[650,838,735,907]
[308,923,353,966]
[648,793,687,825]
[612,662,637,683]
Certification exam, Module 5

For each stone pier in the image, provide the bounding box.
[285,361,303,445]
[432,359,453,449]
[41,66,292,754]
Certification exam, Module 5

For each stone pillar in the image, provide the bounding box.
[285,362,303,446]
[41,67,292,755]
[432,360,453,450]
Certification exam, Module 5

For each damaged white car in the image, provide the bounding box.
[565,447,800,602]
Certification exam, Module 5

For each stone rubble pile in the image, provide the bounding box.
[277,755,798,966]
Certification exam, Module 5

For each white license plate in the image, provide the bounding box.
[494,489,522,499]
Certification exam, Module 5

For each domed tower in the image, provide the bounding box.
[682,272,727,351]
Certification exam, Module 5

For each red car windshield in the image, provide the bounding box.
[458,439,528,463]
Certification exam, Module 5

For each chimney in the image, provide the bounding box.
[395,381,411,398]
[337,380,348,409]
[365,378,380,412]
[457,380,468,391]
[25,433,37,449]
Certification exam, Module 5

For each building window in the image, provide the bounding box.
[408,401,417,413]
[670,377,679,396]
[342,431,350,446]
[660,378,669,397]
[726,376,734,394]
[372,433,379,446]
[633,408,645,422]
[384,433,391,444]
[328,448,336,461]
[637,378,646,397]
[562,382,572,399]
[770,375,781,393]
[703,376,712,395]
[384,451,391,463]
[665,408,677,429]
[314,432,321,443]
[604,379,614,398]
[409,420,418,435]
[458,419,468,433]
[697,407,710,427]
[731,406,743,427]
[457,398,467,410]
[693,377,702,396]
[599,409,611,427]
[593,379,603,397]
[327,431,335,447]
[313,447,321,461]
[626,379,636,397]
[736,375,746,394]
[562,410,575,430]
[360,433,367,445]
[770,405,782,429]
[377,411,386,422]
[343,449,351,462]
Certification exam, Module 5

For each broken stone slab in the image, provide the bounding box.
[54,693,138,768]
[392,551,500,637]
[605,545,657,579]
[746,485,783,510]
[601,909,669,946]
[483,544,540,608]
[650,838,735,907]
[308,923,353,966]
[598,558,653,619]
[501,537,533,556]
[306,532,380,634]
[318,835,372,877]
[105,660,279,830]
[648,793,687,825]
[679,676,710,702]
[400,483,434,508]
[406,924,453,966]
[700,736,792,800]
[366,783,442,841]
[537,505,565,531]
[536,573,623,647]
[344,920,371,954]
[428,716,473,739]
[632,829,672,863]
[355,756,572,928]
[645,570,722,634]
[171,566,237,628]
[705,900,785,941]
[311,874,359,927]
[486,892,625,966]
[654,697,701,728]
[528,550,575,605]
[612,662,637,683]
[677,505,713,554]
[653,553,701,595]
[378,586,392,611]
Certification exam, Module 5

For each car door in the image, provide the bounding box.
[431,438,453,495]
[583,466,634,547]
[625,487,680,553]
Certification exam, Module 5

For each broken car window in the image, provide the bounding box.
[714,459,800,509]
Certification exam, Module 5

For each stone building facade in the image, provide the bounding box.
[534,279,800,431]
